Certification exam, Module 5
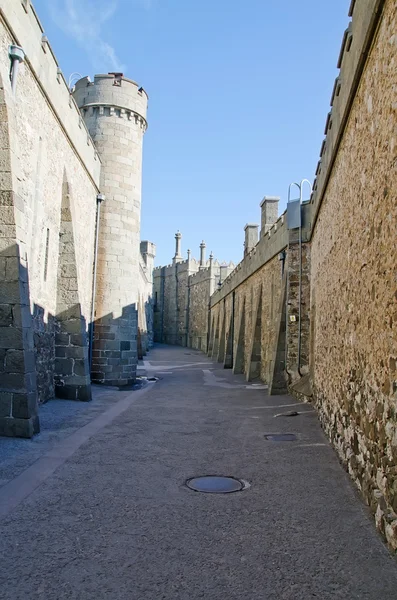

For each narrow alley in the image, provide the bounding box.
[1,345,397,599]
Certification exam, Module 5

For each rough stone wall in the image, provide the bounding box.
[162,264,177,345]
[153,259,200,346]
[210,252,284,383]
[310,0,397,548]
[0,1,100,435]
[153,267,164,343]
[188,270,213,351]
[175,265,190,347]
[73,74,148,385]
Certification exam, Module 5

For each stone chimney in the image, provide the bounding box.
[199,241,206,269]
[174,231,182,263]
[140,241,156,283]
[244,224,259,256]
[260,196,280,237]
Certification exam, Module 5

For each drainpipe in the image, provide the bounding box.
[9,45,25,94]
[89,193,105,369]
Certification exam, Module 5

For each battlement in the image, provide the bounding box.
[73,73,148,127]
[309,0,383,230]
[189,265,213,284]
[0,0,101,188]
[211,209,289,306]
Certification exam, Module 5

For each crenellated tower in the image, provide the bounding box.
[73,73,148,385]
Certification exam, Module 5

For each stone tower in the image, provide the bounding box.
[73,73,148,385]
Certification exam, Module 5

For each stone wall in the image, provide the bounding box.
[0,1,100,435]
[188,267,214,351]
[309,0,397,549]
[153,242,235,351]
[209,210,292,386]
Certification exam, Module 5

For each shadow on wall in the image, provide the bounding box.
[0,241,152,437]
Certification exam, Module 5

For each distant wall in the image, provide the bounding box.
[188,268,214,351]
[208,210,309,388]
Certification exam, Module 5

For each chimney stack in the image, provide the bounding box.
[199,240,206,269]
[244,223,259,256]
[174,231,182,263]
[260,196,280,237]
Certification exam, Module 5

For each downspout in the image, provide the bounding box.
[89,193,105,369]
[9,45,25,94]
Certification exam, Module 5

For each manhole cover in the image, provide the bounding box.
[186,476,244,493]
[264,433,297,442]
[274,411,299,418]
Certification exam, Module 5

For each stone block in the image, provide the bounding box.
[55,333,70,346]
[73,359,89,376]
[0,392,12,417]
[0,282,23,304]
[12,304,32,328]
[0,373,27,392]
[70,333,86,346]
[0,304,12,326]
[5,257,20,281]
[4,349,25,373]
[65,346,87,359]
[12,392,37,419]
[55,358,73,375]
[120,341,130,351]
[0,416,37,438]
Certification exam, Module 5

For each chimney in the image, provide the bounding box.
[199,240,206,269]
[174,231,182,263]
[140,241,156,284]
[244,223,259,256]
[260,196,280,237]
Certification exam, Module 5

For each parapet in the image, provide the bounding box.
[309,0,382,229]
[211,210,289,307]
[73,73,148,126]
[1,0,101,187]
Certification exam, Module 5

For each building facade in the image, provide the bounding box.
[153,233,234,350]
[0,0,155,437]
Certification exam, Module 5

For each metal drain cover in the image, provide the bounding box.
[186,476,244,493]
[264,433,297,442]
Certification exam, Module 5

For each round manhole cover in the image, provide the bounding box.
[186,476,244,493]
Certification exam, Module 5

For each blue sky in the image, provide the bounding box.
[34,0,348,266]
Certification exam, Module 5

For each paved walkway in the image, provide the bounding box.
[1,345,397,599]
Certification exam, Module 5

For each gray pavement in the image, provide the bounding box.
[1,344,397,599]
